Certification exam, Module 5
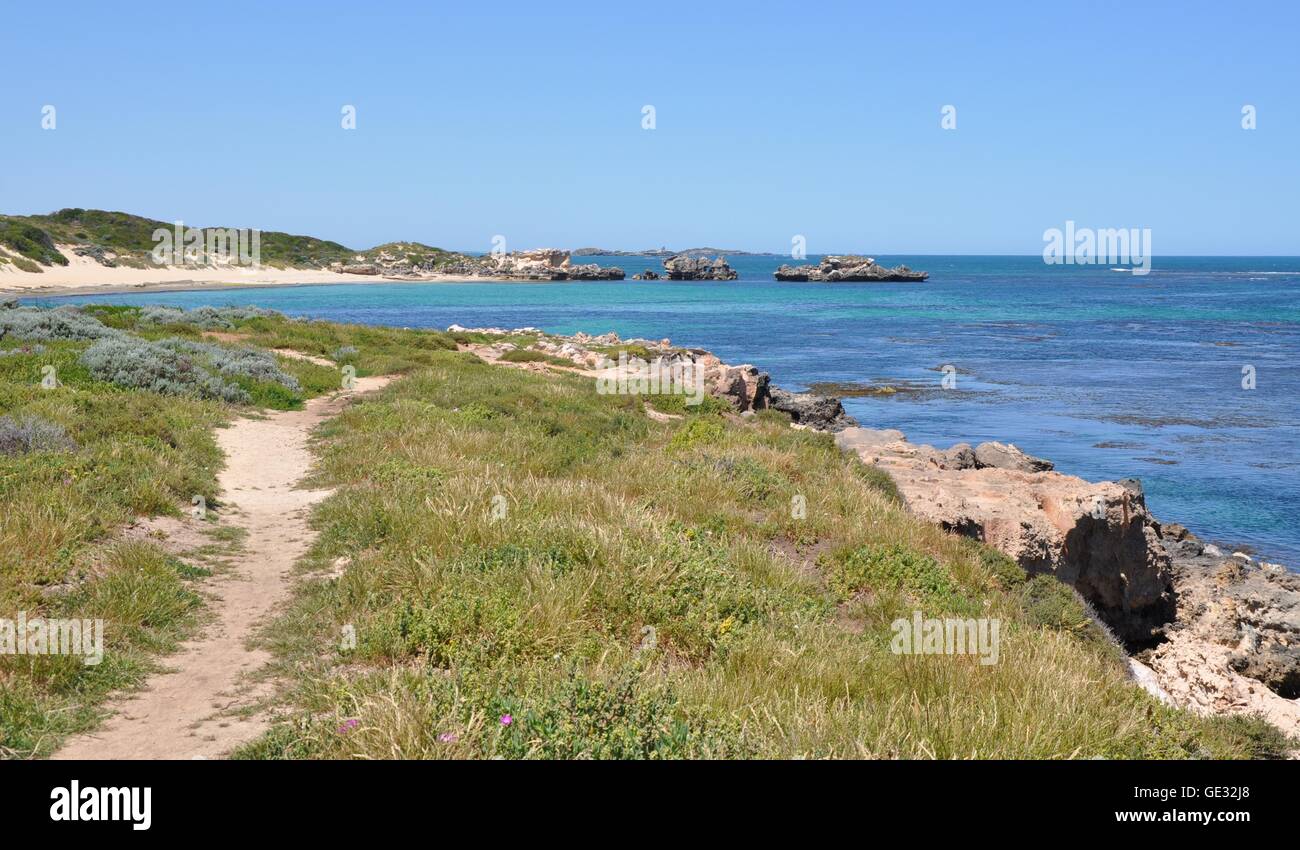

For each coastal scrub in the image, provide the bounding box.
[1,304,1289,759]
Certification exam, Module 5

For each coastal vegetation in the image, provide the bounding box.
[0,209,464,272]
[0,303,1290,759]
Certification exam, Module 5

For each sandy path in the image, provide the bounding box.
[53,375,391,760]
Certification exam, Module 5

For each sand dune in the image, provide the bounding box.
[0,243,396,295]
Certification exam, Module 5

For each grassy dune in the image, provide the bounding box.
[0,304,1289,759]
[0,208,462,272]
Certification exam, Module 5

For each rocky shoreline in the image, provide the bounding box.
[332,250,929,285]
[342,248,628,281]
[451,322,1299,735]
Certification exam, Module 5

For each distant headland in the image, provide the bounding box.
[0,208,927,294]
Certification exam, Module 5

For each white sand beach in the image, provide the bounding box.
[0,243,493,296]
[0,244,394,295]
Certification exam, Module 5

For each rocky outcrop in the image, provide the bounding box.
[834,424,1300,732]
[972,441,1054,472]
[834,427,1174,643]
[72,245,117,267]
[421,250,624,281]
[480,250,625,281]
[1144,533,1300,735]
[447,326,774,412]
[769,388,858,431]
[555,264,625,281]
[775,255,928,282]
[632,271,660,280]
[662,255,738,281]
[340,263,380,275]
[693,355,770,412]
[1155,531,1300,699]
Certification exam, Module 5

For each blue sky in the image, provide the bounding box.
[2,1,1297,254]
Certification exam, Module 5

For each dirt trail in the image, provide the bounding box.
[53,375,391,760]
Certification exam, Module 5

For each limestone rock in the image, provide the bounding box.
[710,364,770,412]
[973,441,1054,472]
[661,255,738,281]
[834,427,1173,642]
[341,263,380,275]
[775,255,928,282]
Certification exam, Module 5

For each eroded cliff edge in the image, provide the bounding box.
[833,426,1300,735]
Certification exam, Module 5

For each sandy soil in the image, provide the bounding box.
[52,373,391,760]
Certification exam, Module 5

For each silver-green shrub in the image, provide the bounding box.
[0,413,77,456]
[161,339,301,390]
[0,306,122,341]
[80,337,249,403]
[139,305,281,330]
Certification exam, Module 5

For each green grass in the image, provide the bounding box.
[232,336,1288,760]
[0,325,231,756]
[0,305,462,757]
[4,304,1292,760]
[0,540,209,758]
[642,392,731,416]
[590,343,662,361]
[498,349,573,367]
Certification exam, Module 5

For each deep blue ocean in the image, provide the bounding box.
[36,255,1300,565]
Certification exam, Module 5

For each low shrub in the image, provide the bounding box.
[1019,573,1120,657]
[139,305,282,330]
[0,306,121,342]
[160,339,301,391]
[80,337,249,402]
[642,392,730,416]
[492,668,751,759]
[668,416,725,450]
[850,459,902,503]
[0,413,76,456]
[980,547,1028,590]
[1199,713,1298,760]
[824,543,964,609]
[0,220,68,266]
[499,349,571,366]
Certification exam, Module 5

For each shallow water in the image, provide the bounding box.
[40,255,1300,565]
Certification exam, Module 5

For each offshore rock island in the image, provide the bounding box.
[775,255,929,282]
